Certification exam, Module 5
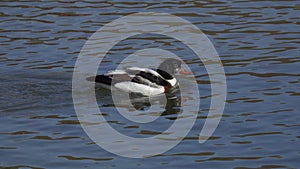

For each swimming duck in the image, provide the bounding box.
[91,58,192,96]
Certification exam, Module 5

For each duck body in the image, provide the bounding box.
[91,59,191,96]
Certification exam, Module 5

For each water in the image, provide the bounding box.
[1,1,299,168]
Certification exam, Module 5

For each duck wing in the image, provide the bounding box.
[94,70,132,85]
[91,67,171,86]
[126,67,170,87]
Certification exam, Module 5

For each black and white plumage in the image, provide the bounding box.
[90,59,192,96]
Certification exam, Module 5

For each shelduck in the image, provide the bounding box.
[90,58,192,96]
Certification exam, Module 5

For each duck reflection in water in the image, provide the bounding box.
[96,87,182,117]
[128,88,182,116]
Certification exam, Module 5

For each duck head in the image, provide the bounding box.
[157,58,192,79]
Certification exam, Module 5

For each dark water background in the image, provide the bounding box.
[1,1,299,169]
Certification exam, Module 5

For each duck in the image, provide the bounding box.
[90,58,192,96]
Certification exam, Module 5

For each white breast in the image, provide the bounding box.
[167,78,177,87]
